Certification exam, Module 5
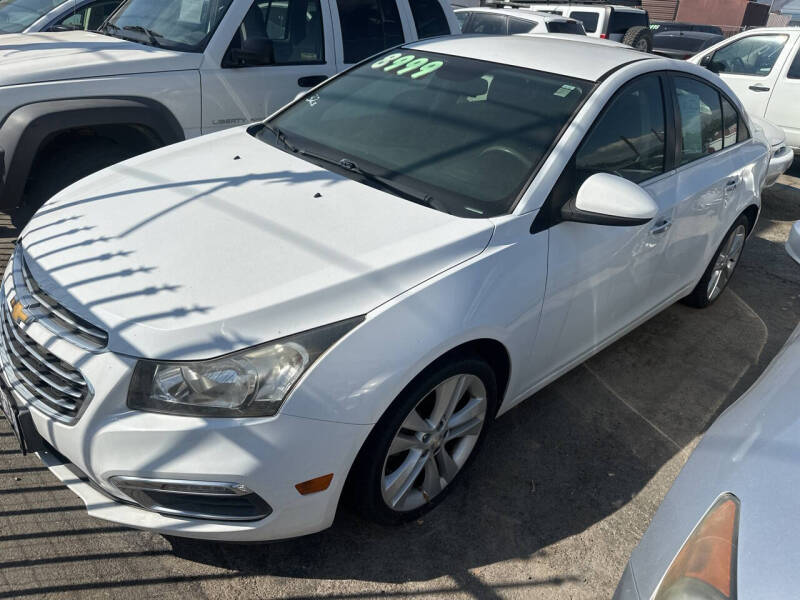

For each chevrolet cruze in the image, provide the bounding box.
[0,35,773,540]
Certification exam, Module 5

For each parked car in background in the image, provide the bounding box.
[750,114,794,187]
[690,28,800,154]
[614,240,800,600]
[652,30,722,60]
[455,7,585,35]
[0,0,460,213]
[0,35,771,542]
[486,2,652,50]
[650,20,723,36]
[0,0,120,34]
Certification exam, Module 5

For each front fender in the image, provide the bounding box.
[0,96,184,208]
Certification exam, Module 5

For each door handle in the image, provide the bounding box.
[298,75,328,88]
[725,178,739,192]
[748,84,771,92]
[651,219,672,235]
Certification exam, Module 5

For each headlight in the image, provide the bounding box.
[127,317,363,417]
[653,493,739,600]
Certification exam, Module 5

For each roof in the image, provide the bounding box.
[407,34,651,81]
[517,2,646,12]
[454,7,574,22]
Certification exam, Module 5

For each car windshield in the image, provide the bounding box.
[100,0,234,52]
[256,50,589,218]
[0,0,62,33]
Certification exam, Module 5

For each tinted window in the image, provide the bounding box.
[264,50,588,217]
[608,10,647,34]
[336,0,404,63]
[675,77,723,165]
[547,20,583,34]
[710,34,788,76]
[226,0,325,65]
[54,0,121,31]
[569,10,597,33]
[576,75,666,184]
[461,12,506,34]
[508,17,534,34]
[408,0,449,39]
[455,10,467,29]
[0,0,62,33]
[721,96,739,148]
[788,47,800,79]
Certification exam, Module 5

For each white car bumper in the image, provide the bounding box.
[765,145,794,188]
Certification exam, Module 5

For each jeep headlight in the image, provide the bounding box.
[127,317,363,417]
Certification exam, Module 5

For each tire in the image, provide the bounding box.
[682,214,750,309]
[622,26,653,52]
[23,137,134,213]
[349,355,497,525]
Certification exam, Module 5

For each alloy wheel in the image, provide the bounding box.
[380,374,488,512]
[707,224,746,302]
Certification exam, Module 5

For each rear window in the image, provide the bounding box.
[608,10,648,34]
[568,10,598,33]
[461,12,507,35]
[547,20,583,35]
[408,0,450,39]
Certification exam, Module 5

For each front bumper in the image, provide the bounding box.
[0,260,372,542]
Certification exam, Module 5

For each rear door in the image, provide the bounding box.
[765,33,800,151]
[201,0,337,134]
[703,32,793,117]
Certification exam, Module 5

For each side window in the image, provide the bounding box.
[460,12,507,35]
[455,10,468,31]
[53,0,121,31]
[568,11,598,33]
[508,17,534,34]
[787,47,800,79]
[721,96,739,148]
[709,35,788,76]
[226,0,325,67]
[576,75,666,184]
[336,0,404,64]
[408,0,449,39]
[675,76,723,165]
[607,10,647,34]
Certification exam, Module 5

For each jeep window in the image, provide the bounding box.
[0,0,62,33]
[102,0,235,52]
[608,10,647,34]
[568,10,597,33]
[257,51,588,218]
[547,20,583,35]
[336,0,404,64]
[53,0,122,31]
[225,0,325,65]
[408,0,449,40]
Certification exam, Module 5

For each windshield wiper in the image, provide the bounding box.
[122,25,164,48]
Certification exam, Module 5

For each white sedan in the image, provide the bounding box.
[0,35,772,541]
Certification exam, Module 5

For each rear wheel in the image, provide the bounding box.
[350,356,497,524]
[622,26,653,52]
[682,214,750,308]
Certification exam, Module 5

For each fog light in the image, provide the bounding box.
[109,476,272,522]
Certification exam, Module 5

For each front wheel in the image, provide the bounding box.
[350,356,497,524]
[682,215,749,308]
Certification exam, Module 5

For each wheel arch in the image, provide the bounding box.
[0,97,184,209]
[742,203,760,236]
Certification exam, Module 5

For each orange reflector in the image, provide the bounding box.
[655,494,739,599]
[295,473,334,495]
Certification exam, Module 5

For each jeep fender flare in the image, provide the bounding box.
[0,97,184,209]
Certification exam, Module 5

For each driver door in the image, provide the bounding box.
[201,0,337,134]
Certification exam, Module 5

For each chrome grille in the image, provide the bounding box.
[12,247,108,350]
[0,300,90,422]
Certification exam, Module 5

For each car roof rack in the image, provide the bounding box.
[480,0,643,7]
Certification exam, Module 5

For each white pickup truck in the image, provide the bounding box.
[0,0,460,210]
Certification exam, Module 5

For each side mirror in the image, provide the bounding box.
[224,38,274,67]
[699,53,718,72]
[787,221,800,265]
[561,173,658,226]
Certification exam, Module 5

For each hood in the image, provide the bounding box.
[630,322,800,598]
[19,128,494,360]
[749,113,787,150]
[0,31,202,87]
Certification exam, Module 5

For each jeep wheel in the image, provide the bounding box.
[622,26,653,52]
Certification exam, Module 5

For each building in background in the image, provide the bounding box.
[675,0,770,34]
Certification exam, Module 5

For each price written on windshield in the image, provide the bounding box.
[371,53,444,79]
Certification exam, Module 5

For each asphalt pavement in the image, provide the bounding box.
[1,167,799,599]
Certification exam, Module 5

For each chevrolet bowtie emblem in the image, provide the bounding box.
[10,300,29,325]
